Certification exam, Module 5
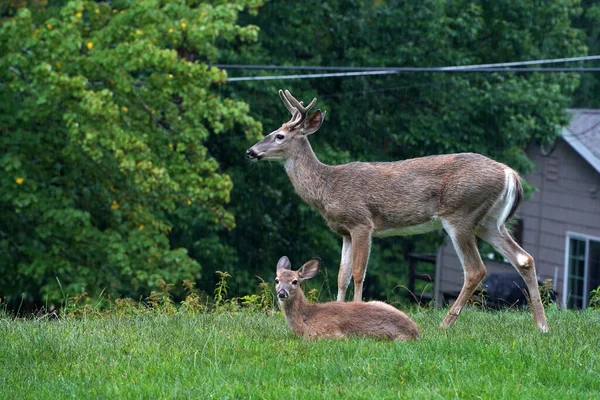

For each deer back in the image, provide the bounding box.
[320,153,509,232]
[300,300,420,341]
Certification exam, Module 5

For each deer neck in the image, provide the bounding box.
[279,291,311,335]
[284,137,329,209]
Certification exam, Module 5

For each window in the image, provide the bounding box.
[564,233,600,309]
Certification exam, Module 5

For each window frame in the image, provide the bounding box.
[563,231,600,309]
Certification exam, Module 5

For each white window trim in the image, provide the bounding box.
[563,231,600,309]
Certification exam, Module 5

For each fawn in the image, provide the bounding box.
[275,256,419,341]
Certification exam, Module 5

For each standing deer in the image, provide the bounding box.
[246,90,549,333]
[275,256,419,340]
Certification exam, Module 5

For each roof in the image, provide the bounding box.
[562,109,600,175]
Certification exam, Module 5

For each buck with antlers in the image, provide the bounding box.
[246,90,549,333]
[275,256,419,340]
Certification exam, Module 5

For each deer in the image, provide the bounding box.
[246,89,549,333]
[275,256,419,340]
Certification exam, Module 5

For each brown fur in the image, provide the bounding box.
[276,257,419,341]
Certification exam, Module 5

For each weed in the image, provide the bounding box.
[180,280,206,314]
[214,271,231,309]
[62,292,95,318]
[468,283,487,308]
[237,279,275,313]
[113,297,143,316]
[44,272,277,317]
[307,288,319,304]
[145,291,162,310]
[238,294,261,310]
[540,278,556,308]
[145,280,176,314]
[258,280,274,311]
[0,298,8,319]
[589,285,600,310]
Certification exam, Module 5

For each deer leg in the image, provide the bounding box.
[350,228,372,302]
[337,235,353,302]
[477,226,549,333]
[441,220,487,329]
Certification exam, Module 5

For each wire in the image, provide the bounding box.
[218,54,600,73]
[228,70,398,81]
[438,54,600,69]
[226,68,600,82]
[219,54,600,81]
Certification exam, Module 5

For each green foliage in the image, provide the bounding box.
[0,0,263,307]
[468,283,489,308]
[112,297,143,316]
[589,285,600,310]
[239,278,274,311]
[540,278,557,308]
[572,0,600,107]
[180,279,206,314]
[257,280,274,310]
[146,280,176,314]
[213,270,231,310]
[58,272,274,317]
[306,287,319,304]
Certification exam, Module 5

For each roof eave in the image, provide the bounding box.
[561,127,600,175]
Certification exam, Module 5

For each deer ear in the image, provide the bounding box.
[277,256,292,271]
[300,110,326,135]
[298,258,320,280]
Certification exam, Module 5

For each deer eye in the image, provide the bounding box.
[275,133,285,141]
[292,280,298,285]
[274,278,279,284]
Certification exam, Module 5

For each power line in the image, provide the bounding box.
[218,54,600,72]
[226,68,600,82]
[228,70,397,82]
[438,54,600,69]
[219,54,600,82]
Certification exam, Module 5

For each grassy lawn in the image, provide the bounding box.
[1,307,599,399]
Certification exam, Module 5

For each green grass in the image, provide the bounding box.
[1,307,599,399]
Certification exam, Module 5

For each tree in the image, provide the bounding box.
[572,0,600,107]
[0,0,263,308]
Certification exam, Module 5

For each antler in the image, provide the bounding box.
[278,89,317,128]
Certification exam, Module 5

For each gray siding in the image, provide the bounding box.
[435,139,600,305]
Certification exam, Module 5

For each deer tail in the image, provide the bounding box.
[500,169,523,229]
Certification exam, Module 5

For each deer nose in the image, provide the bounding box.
[277,289,288,299]
[246,148,263,160]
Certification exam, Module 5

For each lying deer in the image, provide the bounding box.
[275,256,419,340]
[246,89,549,333]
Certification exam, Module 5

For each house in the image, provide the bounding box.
[433,109,600,309]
